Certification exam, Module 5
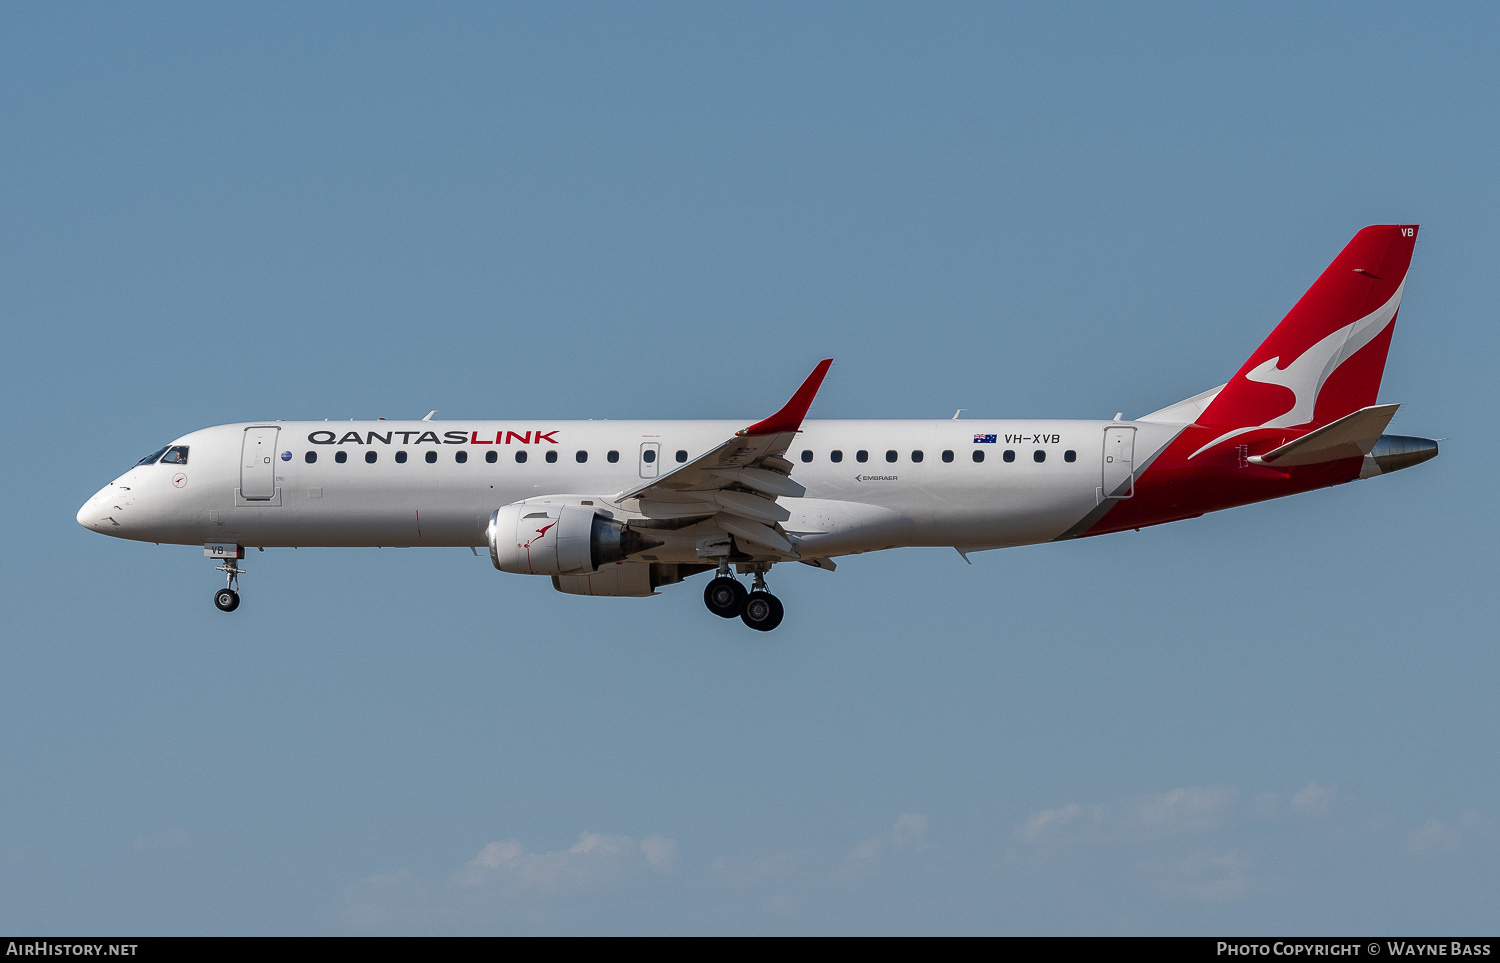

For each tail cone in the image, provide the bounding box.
[1365,434,1439,476]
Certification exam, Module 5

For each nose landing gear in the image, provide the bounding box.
[214,585,240,612]
[206,543,245,613]
[213,558,243,611]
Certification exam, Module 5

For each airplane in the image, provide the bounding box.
[77,225,1439,631]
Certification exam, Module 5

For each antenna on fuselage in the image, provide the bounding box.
[422,411,436,421]
[952,409,965,420]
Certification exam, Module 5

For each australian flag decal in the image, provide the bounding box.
[973,433,997,444]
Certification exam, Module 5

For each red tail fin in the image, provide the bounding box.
[1199,225,1418,432]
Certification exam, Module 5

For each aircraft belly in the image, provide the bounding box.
[799,476,1101,551]
[207,482,497,547]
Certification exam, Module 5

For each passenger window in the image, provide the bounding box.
[643,449,656,464]
[1003,449,1016,463]
[830,450,843,463]
[335,451,348,464]
[365,451,377,464]
[886,450,898,463]
[304,451,317,464]
[607,450,620,463]
[395,451,408,464]
[1064,450,1076,463]
[160,446,189,465]
[856,450,869,463]
[942,450,954,463]
[576,451,588,463]
[911,450,924,463]
[546,450,558,464]
[1034,450,1046,463]
[801,450,813,463]
[676,450,688,463]
[972,450,985,463]
[456,450,468,464]
[515,451,527,464]
[425,451,437,464]
[486,450,498,464]
[135,446,170,467]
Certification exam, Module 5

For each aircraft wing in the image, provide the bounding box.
[612,359,832,557]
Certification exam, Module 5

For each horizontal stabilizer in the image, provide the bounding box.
[1248,404,1399,468]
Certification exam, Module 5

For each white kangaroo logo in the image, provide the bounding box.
[1189,279,1404,459]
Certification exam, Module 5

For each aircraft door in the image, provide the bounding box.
[638,442,661,479]
[1102,426,1135,499]
[241,427,280,500]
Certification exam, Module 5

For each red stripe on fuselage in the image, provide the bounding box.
[1081,425,1364,537]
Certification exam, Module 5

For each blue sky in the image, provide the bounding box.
[3,2,1495,934]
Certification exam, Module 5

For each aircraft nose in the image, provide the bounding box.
[77,486,111,532]
[77,494,100,530]
[76,495,96,534]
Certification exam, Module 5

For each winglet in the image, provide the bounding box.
[738,359,833,436]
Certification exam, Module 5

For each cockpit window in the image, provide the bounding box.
[159,446,189,465]
[135,445,170,466]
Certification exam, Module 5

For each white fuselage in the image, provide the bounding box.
[77,418,1180,559]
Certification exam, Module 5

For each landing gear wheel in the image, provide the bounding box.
[740,591,784,632]
[213,552,245,612]
[704,576,747,618]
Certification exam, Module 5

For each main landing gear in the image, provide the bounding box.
[703,564,784,632]
[213,556,244,612]
[703,576,747,618]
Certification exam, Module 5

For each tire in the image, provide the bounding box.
[740,591,784,632]
[703,576,747,618]
[214,589,240,612]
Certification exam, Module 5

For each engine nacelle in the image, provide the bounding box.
[488,503,661,576]
[551,561,715,597]
[552,563,657,597]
